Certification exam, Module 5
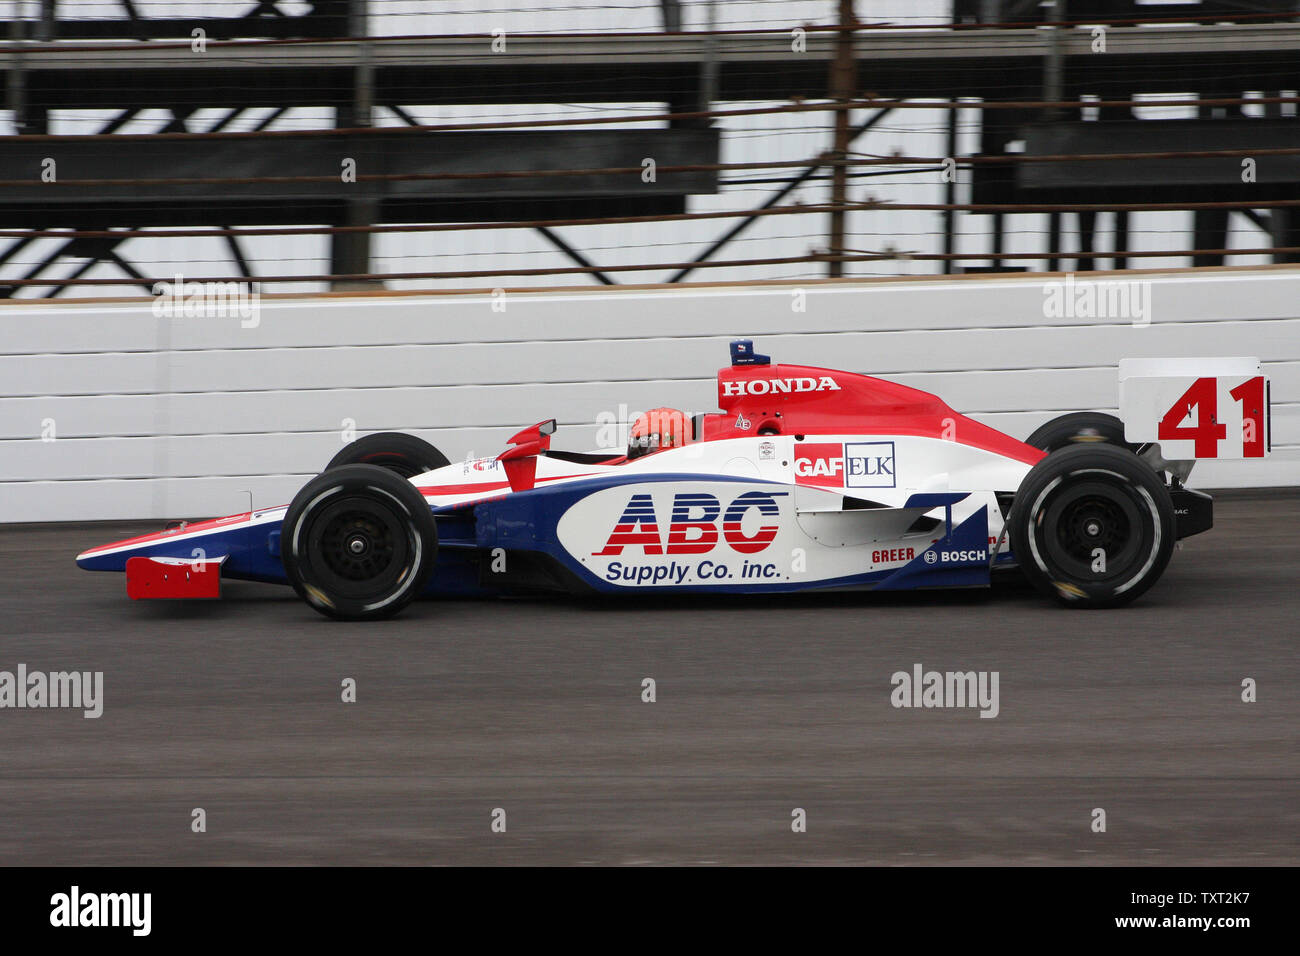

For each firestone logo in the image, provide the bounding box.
[722,376,841,397]
[595,490,787,556]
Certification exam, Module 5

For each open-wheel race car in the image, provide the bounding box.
[76,340,1269,619]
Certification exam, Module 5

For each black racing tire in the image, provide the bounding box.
[1009,444,1175,608]
[1025,412,1137,454]
[326,432,450,479]
[281,464,437,621]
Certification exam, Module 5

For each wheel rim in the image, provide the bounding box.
[304,495,411,599]
[1035,477,1151,586]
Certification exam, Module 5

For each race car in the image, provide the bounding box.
[76,341,1269,619]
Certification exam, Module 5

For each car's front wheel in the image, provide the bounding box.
[281,464,438,620]
[1008,444,1175,608]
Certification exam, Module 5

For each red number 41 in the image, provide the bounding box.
[1157,376,1265,459]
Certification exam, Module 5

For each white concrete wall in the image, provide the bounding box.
[2,268,1297,523]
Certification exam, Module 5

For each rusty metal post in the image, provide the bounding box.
[332,0,380,289]
[1042,0,1066,272]
[827,0,857,278]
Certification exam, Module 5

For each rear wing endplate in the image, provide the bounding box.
[1119,357,1269,460]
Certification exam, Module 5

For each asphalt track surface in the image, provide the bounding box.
[1,490,1296,866]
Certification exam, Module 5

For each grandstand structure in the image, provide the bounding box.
[0,0,1298,295]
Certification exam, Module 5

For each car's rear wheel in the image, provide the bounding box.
[326,432,449,478]
[1009,444,1175,608]
[1025,412,1137,454]
[282,464,437,620]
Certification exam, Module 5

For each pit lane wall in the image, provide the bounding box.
[2,267,1298,522]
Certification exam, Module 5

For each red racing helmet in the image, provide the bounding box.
[628,407,692,458]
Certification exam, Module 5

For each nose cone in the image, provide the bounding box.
[75,522,215,573]
[74,509,267,579]
[76,544,130,572]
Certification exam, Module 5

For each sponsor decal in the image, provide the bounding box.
[873,547,915,564]
[603,558,782,585]
[793,442,844,487]
[600,556,780,587]
[595,493,664,555]
[560,483,804,590]
[721,491,784,554]
[844,441,896,489]
[923,547,987,565]
[759,441,775,461]
[666,492,720,555]
[595,490,786,557]
[735,413,751,430]
[722,376,841,397]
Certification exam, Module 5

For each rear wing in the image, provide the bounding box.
[1119,358,1270,461]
